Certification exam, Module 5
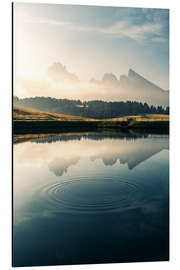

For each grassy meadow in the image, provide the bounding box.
[13,106,169,135]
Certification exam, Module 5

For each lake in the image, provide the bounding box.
[13,132,169,267]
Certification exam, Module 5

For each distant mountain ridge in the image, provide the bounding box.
[89,68,168,106]
[127,69,166,93]
[119,69,169,106]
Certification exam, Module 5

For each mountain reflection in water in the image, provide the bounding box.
[23,133,169,175]
[13,132,169,267]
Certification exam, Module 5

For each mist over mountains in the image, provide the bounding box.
[48,62,79,83]
[14,64,169,119]
[90,68,169,106]
[15,61,169,107]
[14,60,169,120]
[47,62,169,107]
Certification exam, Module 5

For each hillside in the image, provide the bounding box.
[13,96,169,119]
[13,106,169,135]
[103,114,169,122]
[13,107,95,121]
[13,107,169,122]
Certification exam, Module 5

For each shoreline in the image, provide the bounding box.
[13,120,169,135]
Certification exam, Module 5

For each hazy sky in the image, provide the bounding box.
[14,3,169,99]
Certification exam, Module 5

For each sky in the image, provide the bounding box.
[14,2,169,99]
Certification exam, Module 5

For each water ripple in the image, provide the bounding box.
[36,176,145,214]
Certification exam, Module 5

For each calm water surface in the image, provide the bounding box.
[13,133,169,267]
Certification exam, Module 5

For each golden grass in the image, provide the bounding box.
[13,107,169,123]
[13,107,96,121]
[104,114,169,122]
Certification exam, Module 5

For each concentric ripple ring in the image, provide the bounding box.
[36,177,145,214]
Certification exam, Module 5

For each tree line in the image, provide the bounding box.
[13,96,169,119]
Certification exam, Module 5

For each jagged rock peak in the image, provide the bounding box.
[128,68,166,92]
[102,73,118,83]
[128,69,151,85]
[128,69,141,78]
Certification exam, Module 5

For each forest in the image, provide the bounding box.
[13,96,169,119]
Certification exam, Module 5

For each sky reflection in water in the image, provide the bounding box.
[13,133,169,267]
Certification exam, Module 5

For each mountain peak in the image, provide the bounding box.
[128,69,143,79]
[128,69,136,77]
[128,69,165,92]
[102,73,118,84]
